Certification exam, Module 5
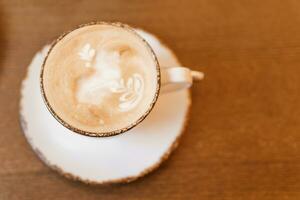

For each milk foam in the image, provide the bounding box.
[42,24,158,133]
[76,44,144,114]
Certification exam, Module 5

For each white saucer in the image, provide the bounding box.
[20,29,191,184]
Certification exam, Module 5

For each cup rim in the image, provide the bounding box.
[40,21,161,137]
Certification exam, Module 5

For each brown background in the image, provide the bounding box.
[1,0,300,199]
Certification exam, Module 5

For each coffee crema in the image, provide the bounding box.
[42,23,159,135]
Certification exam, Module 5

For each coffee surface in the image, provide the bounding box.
[42,24,159,134]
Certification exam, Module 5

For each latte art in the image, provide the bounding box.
[42,23,159,134]
[110,73,144,112]
[76,45,145,114]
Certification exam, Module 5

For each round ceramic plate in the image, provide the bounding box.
[19,29,191,184]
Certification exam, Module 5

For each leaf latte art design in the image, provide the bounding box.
[110,74,144,112]
[78,43,95,67]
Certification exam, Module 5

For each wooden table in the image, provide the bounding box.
[1,0,300,199]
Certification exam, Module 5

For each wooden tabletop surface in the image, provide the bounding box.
[1,0,300,199]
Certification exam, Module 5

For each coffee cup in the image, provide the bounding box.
[40,22,203,137]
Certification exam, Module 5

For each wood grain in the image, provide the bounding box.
[1,0,300,199]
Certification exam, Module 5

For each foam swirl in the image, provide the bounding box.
[76,43,145,117]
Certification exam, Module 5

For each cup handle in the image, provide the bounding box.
[160,67,204,93]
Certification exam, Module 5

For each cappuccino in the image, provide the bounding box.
[42,23,159,135]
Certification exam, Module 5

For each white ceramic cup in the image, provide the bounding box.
[40,22,204,137]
